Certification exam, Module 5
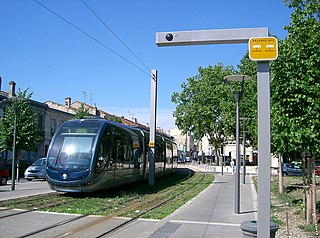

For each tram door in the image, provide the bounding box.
[95,126,116,188]
[111,126,141,185]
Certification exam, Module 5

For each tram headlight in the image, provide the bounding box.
[62,173,68,180]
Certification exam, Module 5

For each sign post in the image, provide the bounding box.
[249,37,278,237]
[249,37,278,61]
[149,69,157,186]
[156,28,277,237]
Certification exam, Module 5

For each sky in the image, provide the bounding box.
[0,0,292,130]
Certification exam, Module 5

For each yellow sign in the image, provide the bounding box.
[249,37,278,61]
[149,142,155,147]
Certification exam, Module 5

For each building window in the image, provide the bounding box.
[51,119,57,136]
[37,114,43,130]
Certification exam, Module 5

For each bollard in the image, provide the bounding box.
[240,220,278,238]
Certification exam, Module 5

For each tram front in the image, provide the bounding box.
[46,119,103,192]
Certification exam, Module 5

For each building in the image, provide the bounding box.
[0,79,150,166]
[0,80,74,163]
[45,97,142,127]
[166,127,256,164]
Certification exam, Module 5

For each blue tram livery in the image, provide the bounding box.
[46,119,178,192]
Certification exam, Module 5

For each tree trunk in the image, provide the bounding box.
[311,157,317,225]
[278,154,284,194]
[306,156,313,225]
[307,188,313,225]
[16,151,20,182]
[214,148,219,166]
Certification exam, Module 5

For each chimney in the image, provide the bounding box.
[92,103,98,116]
[0,77,2,91]
[65,97,71,108]
[9,81,16,98]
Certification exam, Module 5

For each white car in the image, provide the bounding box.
[24,158,46,181]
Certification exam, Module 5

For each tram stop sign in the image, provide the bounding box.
[249,37,278,61]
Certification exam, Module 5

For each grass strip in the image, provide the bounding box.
[0,169,215,220]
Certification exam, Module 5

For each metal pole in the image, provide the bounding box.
[234,92,241,214]
[221,148,224,175]
[11,107,17,191]
[185,133,187,161]
[257,62,271,237]
[149,69,157,186]
[243,123,246,184]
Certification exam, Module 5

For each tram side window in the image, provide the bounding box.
[166,142,173,164]
[113,128,134,169]
[144,134,150,163]
[96,130,113,173]
[133,146,142,169]
[155,137,164,163]
[173,144,178,163]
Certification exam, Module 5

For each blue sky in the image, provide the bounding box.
[0,1,292,130]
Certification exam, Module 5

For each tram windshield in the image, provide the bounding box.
[47,121,100,171]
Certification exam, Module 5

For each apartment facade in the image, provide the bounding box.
[0,80,74,163]
[166,127,255,163]
[0,80,145,164]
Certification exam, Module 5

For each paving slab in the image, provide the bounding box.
[113,172,257,238]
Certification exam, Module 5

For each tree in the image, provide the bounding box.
[272,0,320,158]
[74,103,90,119]
[237,52,258,149]
[171,63,236,164]
[0,89,42,176]
[172,59,259,165]
[105,114,123,123]
[271,0,320,224]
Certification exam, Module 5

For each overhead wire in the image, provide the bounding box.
[33,0,151,78]
[80,0,151,74]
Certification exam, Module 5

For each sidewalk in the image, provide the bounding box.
[115,165,258,237]
[0,179,53,201]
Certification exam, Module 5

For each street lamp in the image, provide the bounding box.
[224,74,251,214]
[11,105,17,190]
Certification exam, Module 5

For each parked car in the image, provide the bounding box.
[24,158,46,181]
[282,162,303,176]
[0,162,9,185]
[315,160,320,176]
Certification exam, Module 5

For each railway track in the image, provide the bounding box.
[0,170,212,238]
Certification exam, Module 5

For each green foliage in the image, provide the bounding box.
[271,0,320,157]
[0,89,42,153]
[105,115,122,123]
[238,52,258,148]
[172,58,259,155]
[74,103,90,119]
[171,63,235,151]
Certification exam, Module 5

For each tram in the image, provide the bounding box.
[46,119,178,192]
